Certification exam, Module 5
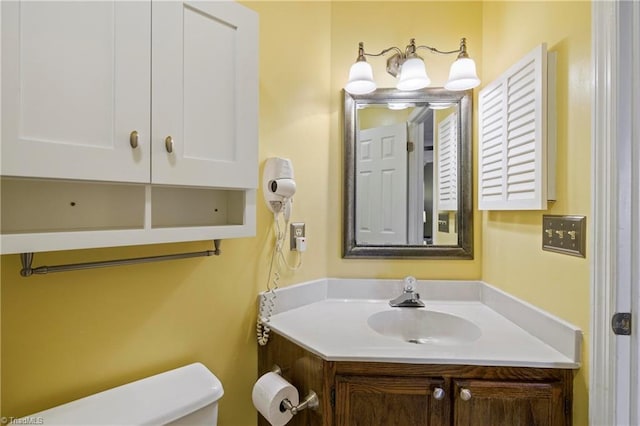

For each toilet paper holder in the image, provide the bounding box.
[271,365,319,415]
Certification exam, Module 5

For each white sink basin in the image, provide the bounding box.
[367,309,482,345]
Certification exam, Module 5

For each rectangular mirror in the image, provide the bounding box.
[343,88,473,258]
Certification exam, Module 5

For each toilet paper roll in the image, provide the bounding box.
[252,372,299,426]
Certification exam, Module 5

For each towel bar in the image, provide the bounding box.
[19,239,221,277]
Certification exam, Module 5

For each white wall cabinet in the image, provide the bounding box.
[0,1,258,254]
[151,1,257,188]
[478,44,556,210]
[1,1,152,183]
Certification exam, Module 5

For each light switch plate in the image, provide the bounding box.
[542,215,586,257]
[438,213,450,233]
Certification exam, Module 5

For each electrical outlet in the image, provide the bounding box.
[290,222,305,250]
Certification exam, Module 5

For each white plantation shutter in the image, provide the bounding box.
[437,112,458,211]
[478,43,554,210]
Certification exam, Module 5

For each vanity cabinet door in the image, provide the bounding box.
[334,375,448,426]
[151,1,258,189]
[452,379,566,426]
[1,1,151,183]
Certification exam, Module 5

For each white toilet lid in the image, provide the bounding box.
[24,363,224,425]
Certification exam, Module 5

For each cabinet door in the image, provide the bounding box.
[335,375,448,426]
[453,379,566,426]
[1,1,151,182]
[478,44,553,210]
[151,1,258,189]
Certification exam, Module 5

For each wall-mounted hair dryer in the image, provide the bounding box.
[258,157,301,346]
[263,157,296,218]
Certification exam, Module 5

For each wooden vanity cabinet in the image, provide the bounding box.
[334,375,447,426]
[258,333,573,426]
[452,379,565,426]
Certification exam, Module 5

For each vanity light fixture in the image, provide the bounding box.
[345,38,480,95]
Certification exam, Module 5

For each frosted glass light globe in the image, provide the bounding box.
[345,61,376,94]
[445,57,480,91]
[396,57,430,91]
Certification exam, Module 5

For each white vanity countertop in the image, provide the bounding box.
[261,278,582,369]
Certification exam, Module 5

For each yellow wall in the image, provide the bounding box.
[1,2,591,426]
[481,2,591,425]
[359,107,411,130]
[0,2,331,424]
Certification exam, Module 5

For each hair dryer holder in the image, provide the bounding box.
[263,157,296,215]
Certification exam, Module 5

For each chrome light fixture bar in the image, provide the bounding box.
[345,38,480,95]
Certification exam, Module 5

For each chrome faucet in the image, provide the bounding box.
[389,276,425,308]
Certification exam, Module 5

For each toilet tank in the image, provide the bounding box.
[22,363,224,425]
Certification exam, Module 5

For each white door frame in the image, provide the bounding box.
[590,1,639,425]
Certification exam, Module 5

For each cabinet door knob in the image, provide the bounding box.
[165,136,174,153]
[433,387,445,400]
[130,130,139,149]
[460,388,472,401]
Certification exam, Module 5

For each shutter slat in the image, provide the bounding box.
[507,150,536,167]
[482,129,503,146]
[482,82,504,103]
[483,162,503,175]
[508,72,536,99]
[508,161,536,176]
[507,132,536,150]
[508,170,536,184]
[507,60,536,88]
[483,144,503,158]
[508,141,536,158]
[508,91,536,115]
